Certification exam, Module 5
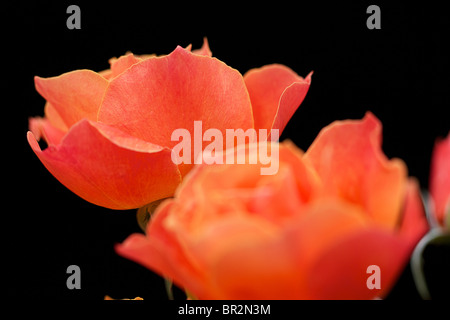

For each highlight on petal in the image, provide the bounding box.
[34,70,109,128]
[430,133,450,225]
[244,64,311,133]
[304,112,408,229]
[27,120,181,209]
[98,46,254,150]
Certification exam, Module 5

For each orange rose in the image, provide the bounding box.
[429,133,450,227]
[28,39,311,209]
[117,112,428,299]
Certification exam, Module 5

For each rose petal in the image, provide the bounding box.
[205,219,302,299]
[29,117,65,146]
[44,102,68,132]
[244,64,311,134]
[98,68,113,80]
[304,112,408,229]
[109,53,143,78]
[430,133,450,224]
[116,200,208,297]
[192,37,212,57]
[306,228,410,299]
[34,70,109,128]
[208,199,367,299]
[398,178,428,247]
[27,120,181,209]
[98,46,254,150]
[171,142,318,225]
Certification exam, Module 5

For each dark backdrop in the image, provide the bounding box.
[6,1,449,300]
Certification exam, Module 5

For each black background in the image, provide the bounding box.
[5,1,449,301]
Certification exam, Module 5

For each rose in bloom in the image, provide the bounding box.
[116,112,428,299]
[429,133,450,227]
[28,39,312,209]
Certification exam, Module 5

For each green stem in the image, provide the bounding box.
[136,198,169,232]
[410,228,444,300]
[165,278,174,300]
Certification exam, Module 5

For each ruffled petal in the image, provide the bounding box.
[98,46,254,152]
[304,112,408,229]
[244,64,311,134]
[34,70,109,128]
[27,120,181,209]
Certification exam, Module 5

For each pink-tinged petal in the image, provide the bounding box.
[192,37,212,57]
[307,228,410,299]
[304,112,408,229]
[27,120,181,209]
[244,64,311,133]
[98,46,254,149]
[116,201,208,297]
[29,117,65,146]
[108,53,143,78]
[34,70,109,128]
[399,178,428,248]
[430,133,450,225]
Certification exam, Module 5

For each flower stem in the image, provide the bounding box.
[136,198,170,232]
[410,228,444,300]
[165,278,174,300]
